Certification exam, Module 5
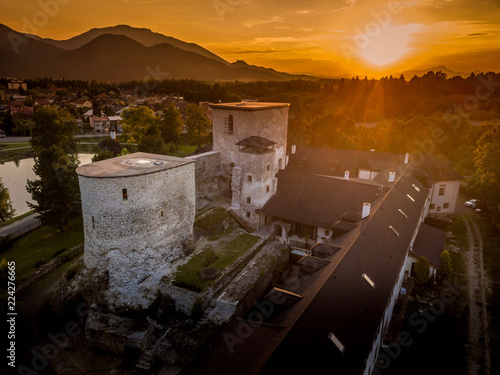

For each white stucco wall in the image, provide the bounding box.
[428,180,460,214]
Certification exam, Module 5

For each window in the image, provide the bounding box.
[266,185,270,193]
[91,216,95,229]
[246,197,251,204]
[436,206,441,212]
[247,175,252,182]
[246,211,251,219]
[278,158,282,169]
[161,211,164,217]
[439,184,446,196]
[324,229,330,236]
[226,115,233,134]
[266,164,270,171]
[122,188,128,200]
[443,203,449,209]
[430,203,436,209]
[328,162,337,171]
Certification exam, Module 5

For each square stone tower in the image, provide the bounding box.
[210,102,289,228]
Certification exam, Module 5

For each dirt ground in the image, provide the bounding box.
[464,217,491,375]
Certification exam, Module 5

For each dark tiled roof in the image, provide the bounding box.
[236,136,276,148]
[259,172,430,375]
[410,222,447,267]
[418,154,464,182]
[287,145,404,178]
[257,171,385,228]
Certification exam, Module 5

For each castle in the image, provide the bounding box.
[76,101,463,374]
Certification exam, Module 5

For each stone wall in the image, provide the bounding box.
[186,151,231,209]
[78,162,196,308]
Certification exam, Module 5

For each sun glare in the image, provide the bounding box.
[358,25,419,67]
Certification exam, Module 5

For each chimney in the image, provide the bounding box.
[404,152,409,164]
[344,171,349,180]
[291,144,297,154]
[362,202,371,219]
[388,171,395,183]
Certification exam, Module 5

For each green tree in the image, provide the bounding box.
[160,103,183,148]
[185,104,211,149]
[119,106,159,145]
[27,108,80,230]
[414,256,430,285]
[138,122,167,154]
[30,107,77,153]
[439,250,453,279]
[0,179,14,222]
[471,122,500,230]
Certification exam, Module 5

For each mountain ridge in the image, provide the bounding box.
[0,23,317,82]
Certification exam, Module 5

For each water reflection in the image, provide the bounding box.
[0,154,94,216]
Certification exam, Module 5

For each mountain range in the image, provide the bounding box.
[0,24,316,82]
[0,23,476,83]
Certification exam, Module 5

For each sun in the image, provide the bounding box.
[358,25,419,67]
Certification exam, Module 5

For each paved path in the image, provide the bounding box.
[0,213,41,238]
[464,217,491,375]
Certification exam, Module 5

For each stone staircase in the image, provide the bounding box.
[227,209,255,233]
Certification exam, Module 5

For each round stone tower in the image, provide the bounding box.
[76,152,196,307]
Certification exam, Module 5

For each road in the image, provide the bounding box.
[0,213,41,238]
[458,194,491,375]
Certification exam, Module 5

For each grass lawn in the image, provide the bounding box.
[0,142,31,150]
[173,233,259,292]
[1,217,84,281]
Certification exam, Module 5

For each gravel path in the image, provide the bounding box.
[464,217,491,375]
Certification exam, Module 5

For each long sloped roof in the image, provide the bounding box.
[260,171,429,374]
[181,168,429,375]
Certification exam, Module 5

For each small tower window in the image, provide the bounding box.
[247,197,251,204]
[266,185,270,193]
[122,188,128,200]
[247,175,252,182]
[246,211,251,219]
[92,216,95,229]
[225,115,234,134]
[266,164,270,171]
[439,184,446,196]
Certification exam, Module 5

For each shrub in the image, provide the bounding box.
[414,256,430,285]
[190,297,204,322]
[34,259,48,269]
[439,250,453,279]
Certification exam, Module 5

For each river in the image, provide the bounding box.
[0,154,94,216]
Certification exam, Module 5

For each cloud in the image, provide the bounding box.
[466,32,490,36]
[243,16,284,28]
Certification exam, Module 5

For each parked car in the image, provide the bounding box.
[465,199,478,208]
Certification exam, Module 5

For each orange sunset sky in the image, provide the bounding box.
[2,0,500,78]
